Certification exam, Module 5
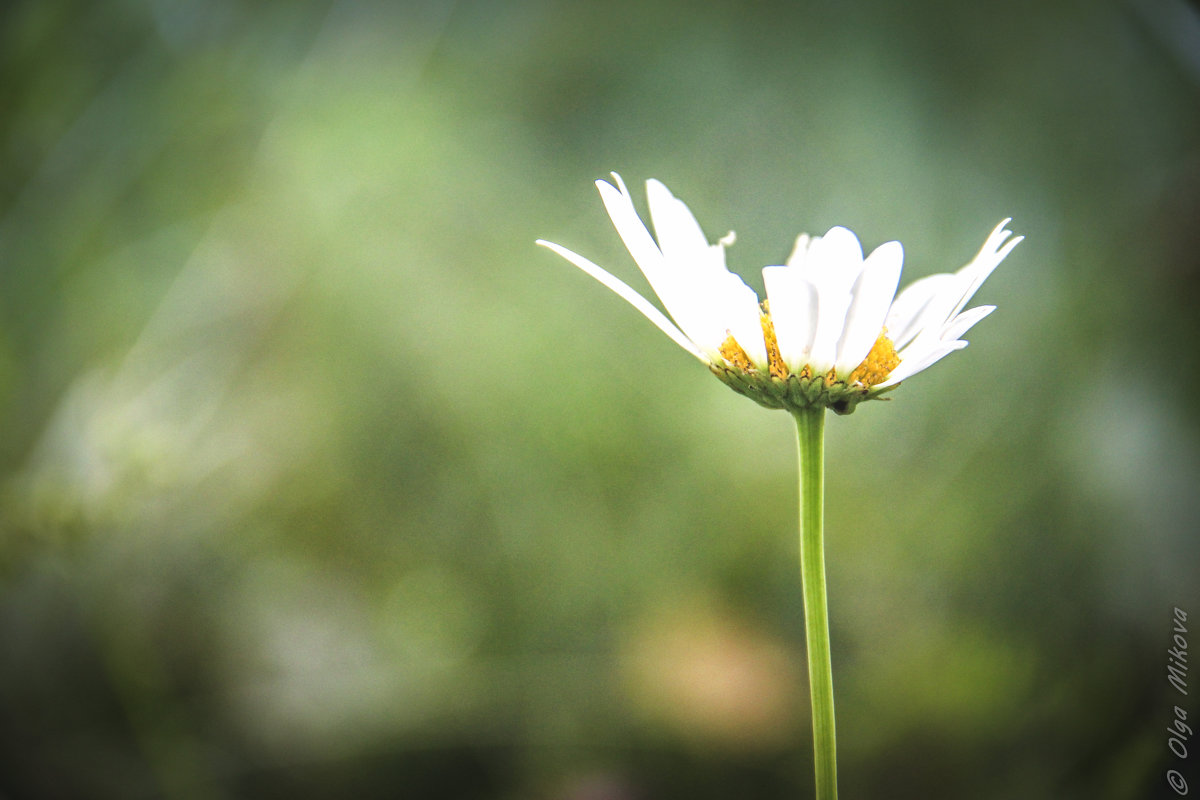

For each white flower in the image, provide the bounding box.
[537,173,1021,413]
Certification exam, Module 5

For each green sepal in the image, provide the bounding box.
[709,364,886,415]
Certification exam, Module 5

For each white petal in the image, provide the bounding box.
[835,240,903,373]
[796,226,868,373]
[596,175,670,292]
[802,226,866,290]
[646,179,715,272]
[814,226,864,264]
[948,220,1022,319]
[807,290,852,375]
[683,269,770,367]
[786,233,813,268]
[598,175,768,366]
[898,220,1019,360]
[886,219,1019,358]
[641,179,769,364]
[876,340,967,388]
[763,266,818,370]
[894,273,973,357]
[721,295,770,367]
[885,273,956,349]
[644,180,768,363]
[940,304,995,343]
[594,176,743,358]
[596,175,703,340]
[536,239,709,362]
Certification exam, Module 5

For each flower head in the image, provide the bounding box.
[537,173,1021,414]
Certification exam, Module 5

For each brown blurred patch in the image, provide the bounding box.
[617,595,801,751]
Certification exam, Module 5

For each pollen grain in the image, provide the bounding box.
[719,333,754,372]
[848,329,901,388]
[760,312,789,379]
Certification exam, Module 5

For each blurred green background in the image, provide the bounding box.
[1,0,1198,798]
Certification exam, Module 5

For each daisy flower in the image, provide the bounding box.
[537,173,1021,414]
[537,172,1024,799]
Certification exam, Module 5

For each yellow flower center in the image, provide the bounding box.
[718,333,754,372]
[718,313,900,390]
[760,305,788,379]
[847,330,900,388]
[717,306,791,379]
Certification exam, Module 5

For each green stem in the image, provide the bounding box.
[793,406,837,800]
